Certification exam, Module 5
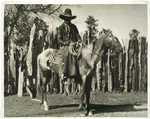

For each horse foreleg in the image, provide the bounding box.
[79,75,86,111]
[71,78,75,93]
[40,90,44,105]
[85,81,91,113]
[59,78,63,94]
[73,81,78,95]
[43,91,49,111]
[42,85,49,111]
[64,81,68,96]
[78,83,81,93]
[40,79,49,111]
[71,78,79,94]
[67,78,71,94]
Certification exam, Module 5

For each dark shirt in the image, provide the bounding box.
[57,21,81,46]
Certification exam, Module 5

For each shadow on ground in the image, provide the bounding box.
[90,104,147,115]
[48,104,79,110]
[44,103,147,115]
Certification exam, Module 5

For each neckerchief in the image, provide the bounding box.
[64,21,71,36]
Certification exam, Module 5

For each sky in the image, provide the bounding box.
[44,4,148,47]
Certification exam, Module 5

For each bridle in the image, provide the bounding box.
[84,32,117,58]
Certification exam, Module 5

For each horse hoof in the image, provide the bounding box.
[44,106,49,111]
[81,111,93,116]
[79,107,83,111]
[88,111,93,116]
[44,108,49,111]
[65,93,68,97]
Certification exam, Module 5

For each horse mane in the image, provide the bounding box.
[114,36,121,44]
[91,30,106,55]
[81,28,122,61]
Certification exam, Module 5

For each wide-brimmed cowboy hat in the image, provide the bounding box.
[59,8,76,20]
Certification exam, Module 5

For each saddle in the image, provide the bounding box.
[68,42,82,58]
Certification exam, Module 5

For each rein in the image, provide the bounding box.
[84,44,101,58]
[84,33,121,58]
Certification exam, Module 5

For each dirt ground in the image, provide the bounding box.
[4,91,148,117]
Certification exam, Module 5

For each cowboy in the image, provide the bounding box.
[58,8,82,80]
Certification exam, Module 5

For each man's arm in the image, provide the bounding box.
[74,25,82,42]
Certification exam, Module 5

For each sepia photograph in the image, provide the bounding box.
[2,1,148,117]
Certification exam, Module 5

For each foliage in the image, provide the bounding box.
[85,15,99,42]
[129,29,140,39]
[4,4,62,46]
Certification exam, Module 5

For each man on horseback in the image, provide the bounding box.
[58,8,82,80]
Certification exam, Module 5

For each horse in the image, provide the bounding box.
[36,28,123,115]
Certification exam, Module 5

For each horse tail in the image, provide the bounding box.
[37,55,41,95]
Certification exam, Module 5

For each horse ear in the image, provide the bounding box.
[108,28,111,32]
[102,28,106,33]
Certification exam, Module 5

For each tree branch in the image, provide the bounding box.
[24,4,29,11]
[48,4,62,15]
[26,4,52,12]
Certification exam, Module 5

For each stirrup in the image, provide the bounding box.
[61,74,67,80]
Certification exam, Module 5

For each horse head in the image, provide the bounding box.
[100,28,123,53]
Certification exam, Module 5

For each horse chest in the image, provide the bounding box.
[79,58,94,76]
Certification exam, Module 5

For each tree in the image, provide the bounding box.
[4,4,63,93]
[4,4,63,71]
[85,15,99,43]
[129,29,140,39]
[4,4,62,46]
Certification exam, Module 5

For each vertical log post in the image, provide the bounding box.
[128,39,134,92]
[124,46,128,92]
[145,41,148,91]
[141,37,147,92]
[10,40,17,94]
[138,37,141,91]
[7,30,11,94]
[91,72,96,92]
[107,49,112,92]
[112,53,119,92]
[134,38,139,91]
[102,54,107,92]
[26,74,33,98]
[18,66,24,97]
[49,31,54,94]
[118,51,123,92]
[96,60,102,91]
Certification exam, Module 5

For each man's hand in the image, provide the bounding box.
[69,42,76,46]
[47,67,50,70]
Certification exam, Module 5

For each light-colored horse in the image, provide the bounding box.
[36,28,123,115]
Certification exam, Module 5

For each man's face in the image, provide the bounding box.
[64,18,71,22]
